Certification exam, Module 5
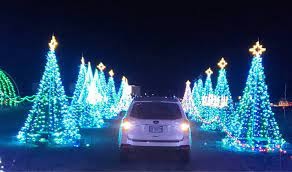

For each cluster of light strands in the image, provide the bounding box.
[201,94,228,108]
[193,109,286,153]
[222,41,285,152]
[0,69,18,106]
[17,35,80,145]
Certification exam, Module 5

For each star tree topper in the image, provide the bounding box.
[249,41,266,57]
[186,80,191,85]
[81,56,85,65]
[205,67,213,76]
[109,69,114,77]
[97,62,106,71]
[218,57,228,69]
[49,35,58,51]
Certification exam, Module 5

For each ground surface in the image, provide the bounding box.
[0,105,292,171]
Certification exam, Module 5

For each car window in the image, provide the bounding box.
[130,102,182,119]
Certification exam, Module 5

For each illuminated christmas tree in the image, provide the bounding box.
[17,36,80,145]
[224,41,285,152]
[80,67,104,128]
[116,76,127,104]
[79,62,93,105]
[70,57,87,118]
[182,80,197,117]
[191,79,204,121]
[105,69,118,119]
[96,62,109,117]
[214,58,234,130]
[0,68,17,106]
[201,68,218,131]
[116,77,133,112]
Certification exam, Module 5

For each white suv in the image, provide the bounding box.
[118,97,191,161]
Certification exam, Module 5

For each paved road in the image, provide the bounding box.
[1,120,292,171]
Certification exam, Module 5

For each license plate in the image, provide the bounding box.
[149,125,163,133]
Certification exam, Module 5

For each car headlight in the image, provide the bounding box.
[121,120,132,130]
[181,122,190,131]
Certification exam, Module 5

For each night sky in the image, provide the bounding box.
[1,1,292,101]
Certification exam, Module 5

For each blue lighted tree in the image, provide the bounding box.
[105,69,118,119]
[191,79,204,121]
[17,35,80,145]
[201,68,218,131]
[223,41,285,151]
[96,62,109,118]
[182,80,197,118]
[214,58,234,130]
[70,56,87,122]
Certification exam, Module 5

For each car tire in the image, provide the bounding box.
[180,149,190,163]
[120,148,130,162]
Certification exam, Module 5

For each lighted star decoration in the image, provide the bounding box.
[205,68,213,76]
[97,62,106,71]
[48,35,58,51]
[122,76,127,82]
[186,80,191,85]
[249,41,266,57]
[81,56,85,65]
[218,57,228,69]
[109,69,114,77]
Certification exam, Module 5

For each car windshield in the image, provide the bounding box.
[130,102,182,119]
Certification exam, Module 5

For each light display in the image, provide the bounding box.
[182,80,197,116]
[70,56,87,120]
[105,69,118,119]
[79,65,104,128]
[17,35,80,145]
[0,69,18,106]
[214,58,234,130]
[97,62,109,118]
[223,41,285,152]
[116,76,127,105]
[87,69,102,105]
[201,67,219,131]
[116,76,133,112]
[191,78,204,121]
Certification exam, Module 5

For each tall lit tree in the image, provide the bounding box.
[80,68,104,128]
[214,58,234,130]
[201,68,218,131]
[96,62,109,118]
[105,69,118,119]
[223,41,285,151]
[70,56,87,122]
[17,35,80,145]
[116,77,133,112]
[191,79,204,120]
[182,80,197,117]
[116,76,126,105]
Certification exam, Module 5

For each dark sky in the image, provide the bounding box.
[1,1,292,101]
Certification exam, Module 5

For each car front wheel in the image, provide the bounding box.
[180,149,190,163]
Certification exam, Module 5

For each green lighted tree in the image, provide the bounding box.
[223,41,285,151]
[17,35,80,145]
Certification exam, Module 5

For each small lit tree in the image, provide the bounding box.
[214,58,234,130]
[191,79,204,121]
[182,80,197,118]
[105,69,118,119]
[201,68,218,131]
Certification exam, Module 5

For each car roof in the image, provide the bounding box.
[133,96,180,103]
